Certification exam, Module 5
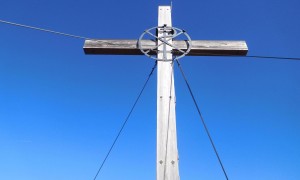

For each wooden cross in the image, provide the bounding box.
[84,6,248,180]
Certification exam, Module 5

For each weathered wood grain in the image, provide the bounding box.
[83,39,248,56]
[156,6,179,180]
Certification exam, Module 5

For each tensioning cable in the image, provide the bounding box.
[93,61,157,180]
[175,59,229,180]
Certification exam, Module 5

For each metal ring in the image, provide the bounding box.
[138,26,192,61]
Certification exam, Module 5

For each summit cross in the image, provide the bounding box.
[83,5,248,180]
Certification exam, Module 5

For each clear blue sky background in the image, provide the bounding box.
[0,0,299,179]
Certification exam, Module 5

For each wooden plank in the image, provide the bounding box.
[156,6,179,180]
[84,39,248,56]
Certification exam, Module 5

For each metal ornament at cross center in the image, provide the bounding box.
[138,25,192,61]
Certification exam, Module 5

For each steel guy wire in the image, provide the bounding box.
[175,59,229,180]
[93,61,157,180]
[0,19,92,40]
[185,52,300,61]
[1,19,300,61]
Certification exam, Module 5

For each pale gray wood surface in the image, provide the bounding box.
[156,6,180,180]
[84,39,248,56]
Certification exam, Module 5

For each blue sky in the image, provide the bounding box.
[0,0,300,179]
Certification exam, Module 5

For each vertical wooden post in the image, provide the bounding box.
[157,6,180,180]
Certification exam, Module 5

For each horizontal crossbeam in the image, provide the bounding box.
[83,39,248,56]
